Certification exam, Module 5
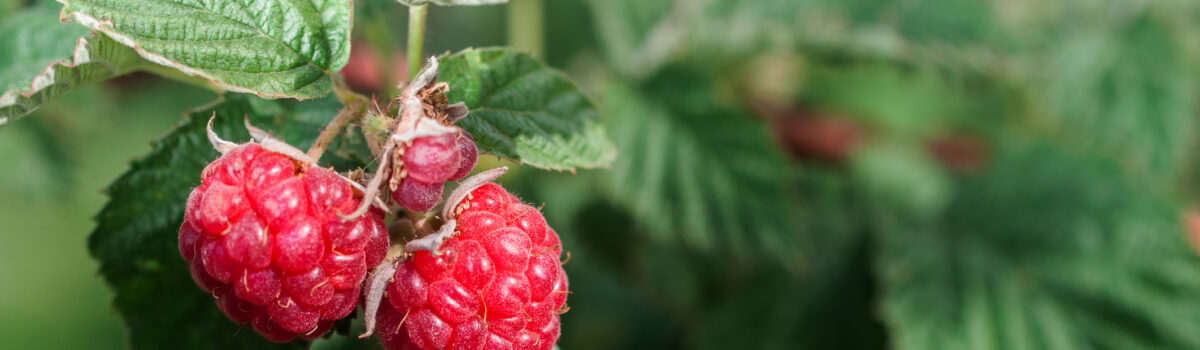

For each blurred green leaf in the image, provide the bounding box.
[850,143,953,219]
[800,63,967,138]
[1033,14,1195,184]
[878,144,1200,350]
[600,69,802,266]
[58,0,352,99]
[396,0,507,6]
[588,0,1003,79]
[88,93,364,349]
[586,0,675,78]
[0,114,75,196]
[440,48,616,171]
[0,5,145,123]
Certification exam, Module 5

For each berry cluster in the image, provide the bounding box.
[377,182,568,350]
[179,143,389,342]
[392,131,478,212]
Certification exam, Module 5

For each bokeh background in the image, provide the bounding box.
[6,0,1200,349]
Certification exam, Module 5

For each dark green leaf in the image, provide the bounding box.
[878,145,1200,350]
[0,5,145,123]
[58,0,352,99]
[599,70,802,266]
[440,48,616,171]
[88,93,363,349]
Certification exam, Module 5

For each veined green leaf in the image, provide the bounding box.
[439,48,616,171]
[1034,15,1194,185]
[57,0,353,99]
[600,70,802,266]
[88,94,363,349]
[0,5,145,123]
[878,145,1200,350]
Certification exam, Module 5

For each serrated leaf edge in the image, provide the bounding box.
[55,3,352,100]
[0,33,108,125]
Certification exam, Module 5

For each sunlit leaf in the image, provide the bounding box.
[58,0,353,98]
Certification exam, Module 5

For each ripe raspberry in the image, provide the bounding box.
[391,131,479,212]
[377,182,568,350]
[179,143,389,342]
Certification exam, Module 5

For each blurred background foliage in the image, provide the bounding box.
[6,0,1200,349]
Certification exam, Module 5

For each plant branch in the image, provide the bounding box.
[407,4,428,80]
[308,79,369,161]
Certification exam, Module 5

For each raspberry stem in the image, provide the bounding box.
[308,80,369,161]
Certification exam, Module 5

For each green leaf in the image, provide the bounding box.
[396,0,507,6]
[0,5,145,123]
[88,93,363,349]
[586,0,675,78]
[58,0,352,99]
[1033,14,1195,184]
[587,0,1001,79]
[878,144,1200,350]
[439,48,616,171]
[599,69,802,266]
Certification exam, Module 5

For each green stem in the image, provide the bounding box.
[407,4,428,79]
[309,79,369,161]
[507,0,544,58]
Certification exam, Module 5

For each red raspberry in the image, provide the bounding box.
[377,183,568,350]
[179,143,389,342]
[392,131,479,212]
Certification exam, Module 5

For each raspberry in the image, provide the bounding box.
[391,130,479,212]
[377,182,568,350]
[179,143,389,342]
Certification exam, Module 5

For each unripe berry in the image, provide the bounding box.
[404,133,462,183]
[391,130,479,212]
[181,143,389,342]
[449,132,478,181]
[392,176,444,212]
[378,182,568,350]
